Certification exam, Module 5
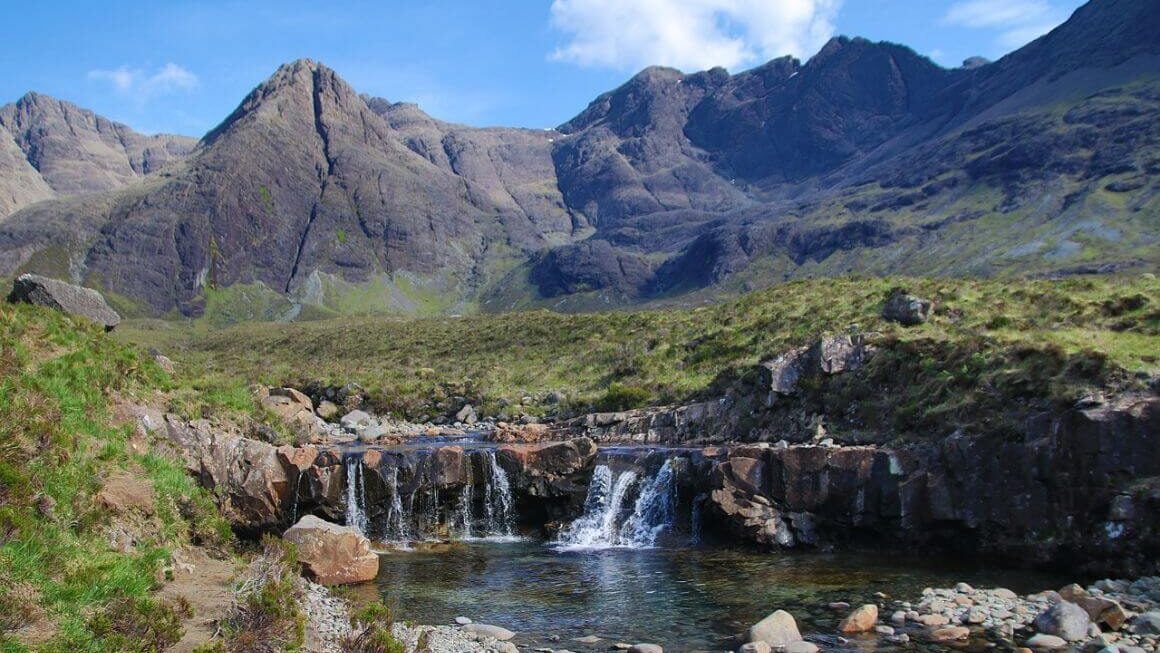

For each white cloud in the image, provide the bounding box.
[87,63,199,100]
[943,0,1068,51]
[548,0,842,72]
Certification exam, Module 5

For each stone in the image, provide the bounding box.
[881,288,932,326]
[462,623,515,641]
[627,645,662,653]
[1026,634,1069,649]
[748,610,802,647]
[1077,596,1129,630]
[574,635,602,644]
[956,583,975,593]
[1129,612,1160,635]
[456,404,478,425]
[919,614,950,627]
[455,616,472,625]
[875,625,895,635]
[283,515,379,585]
[839,604,879,633]
[317,400,339,419]
[1060,584,1090,602]
[891,610,907,625]
[994,588,1019,600]
[888,634,910,644]
[96,473,156,515]
[785,642,818,653]
[968,608,988,624]
[7,273,121,330]
[738,643,771,653]
[829,601,851,610]
[1034,601,1093,641]
[340,410,373,429]
[494,642,519,653]
[930,626,970,641]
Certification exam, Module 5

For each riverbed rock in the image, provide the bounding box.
[1076,596,1129,630]
[455,616,472,625]
[283,515,378,585]
[881,288,932,325]
[839,604,879,633]
[748,610,802,647]
[1026,633,1069,649]
[462,623,515,641]
[1034,601,1092,641]
[1129,611,1160,634]
[627,645,662,653]
[930,626,970,641]
[785,642,818,653]
[7,273,121,330]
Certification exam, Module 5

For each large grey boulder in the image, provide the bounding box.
[1033,600,1092,641]
[881,288,933,326]
[7,273,121,330]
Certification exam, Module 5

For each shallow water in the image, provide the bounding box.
[374,540,1066,652]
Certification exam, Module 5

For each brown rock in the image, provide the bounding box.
[96,473,156,515]
[1058,583,1089,602]
[1075,596,1128,630]
[929,626,970,641]
[283,515,378,585]
[839,604,879,633]
[919,614,950,627]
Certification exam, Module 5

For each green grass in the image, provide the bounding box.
[121,274,1158,438]
[0,304,231,651]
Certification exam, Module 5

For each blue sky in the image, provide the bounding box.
[1,0,1084,136]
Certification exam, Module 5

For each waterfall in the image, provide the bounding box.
[455,456,476,538]
[556,459,680,549]
[620,459,677,547]
[385,466,410,542]
[345,457,369,535]
[289,468,305,525]
[481,451,516,538]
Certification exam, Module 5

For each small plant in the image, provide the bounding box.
[87,595,190,652]
[341,600,405,653]
[596,382,651,412]
[217,537,306,652]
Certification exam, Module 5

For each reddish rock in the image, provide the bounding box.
[839,604,878,633]
[283,515,378,585]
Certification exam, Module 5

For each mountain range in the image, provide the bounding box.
[0,0,1156,320]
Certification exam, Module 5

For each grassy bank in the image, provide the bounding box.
[0,304,232,652]
[122,275,1158,437]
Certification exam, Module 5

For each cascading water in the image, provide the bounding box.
[345,457,369,535]
[555,458,681,549]
[482,451,516,538]
[384,466,410,542]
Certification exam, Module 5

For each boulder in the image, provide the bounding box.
[1026,633,1068,649]
[340,410,373,430]
[456,404,478,425]
[1033,601,1092,641]
[881,288,932,326]
[839,604,879,633]
[462,623,515,641]
[7,273,121,330]
[748,610,802,647]
[1129,611,1160,635]
[1075,596,1128,630]
[283,515,378,585]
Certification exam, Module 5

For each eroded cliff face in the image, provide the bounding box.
[137,379,1157,575]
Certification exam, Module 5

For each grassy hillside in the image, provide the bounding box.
[0,304,231,652]
[123,274,1159,438]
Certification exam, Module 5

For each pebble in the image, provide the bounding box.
[785,642,818,653]
[828,601,851,610]
[456,616,473,625]
[627,645,662,653]
[890,610,907,625]
[1026,633,1069,649]
[574,635,602,644]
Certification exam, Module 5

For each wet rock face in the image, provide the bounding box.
[7,273,121,330]
[706,396,1160,575]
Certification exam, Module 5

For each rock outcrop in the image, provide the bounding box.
[283,515,379,585]
[881,288,933,326]
[704,394,1160,574]
[7,273,121,330]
